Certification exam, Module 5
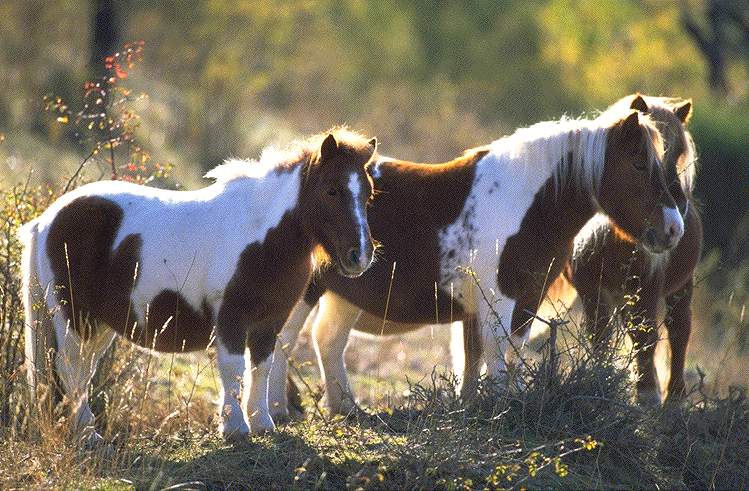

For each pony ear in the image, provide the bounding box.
[620,111,642,146]
[630,94,649,113]
[674,100,693,124]
[320,134,339,161]
[368,137,378,156]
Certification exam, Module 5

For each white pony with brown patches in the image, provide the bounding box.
[271,110,684,416]
[21,129,377,445]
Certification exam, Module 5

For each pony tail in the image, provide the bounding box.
[20,221,59,406]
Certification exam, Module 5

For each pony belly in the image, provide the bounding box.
[351,308,432,337]
[117,288,217,353]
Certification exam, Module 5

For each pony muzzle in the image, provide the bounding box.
[642,206,685,252]
[338,243,374,277]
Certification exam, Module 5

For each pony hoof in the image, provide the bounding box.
[250,414,276,434]
[636,389,662,408]
[270,409,290,425]
[221,419,251,442]
[78,429,105,449]
[78,431,114,458]
[288,403,305,421]
[223,429,250,444]
[271,405,303,424]
[327,397,357,417]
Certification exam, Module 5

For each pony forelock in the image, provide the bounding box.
[605,94,697,194]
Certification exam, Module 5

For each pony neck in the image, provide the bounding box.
[217,165,310,245]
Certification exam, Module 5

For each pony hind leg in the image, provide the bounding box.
[312,292,359,415]
[475,297,519,388]
[451,316,482,399]
[52,313,116,447]
[664,279,693,402]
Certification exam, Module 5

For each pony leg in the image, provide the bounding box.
[664,279,693,402]
[247,317,288,434]
[582,295,614,349]
[216,339,250,439]
[268,300,315,421]
[53,315,115,446]
[476,299,517,385]
[453,316,482,398]
[312,292,359,415]
[628,291,662,406]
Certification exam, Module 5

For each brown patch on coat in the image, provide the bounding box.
[317,148,489,324]
[496,168,598,336]
[218,212,314,357]
[46,196,142,340]
[132,290,214,352]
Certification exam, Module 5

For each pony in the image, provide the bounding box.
[268,108,683,417]
[558,94,700,405]
[20,128,377,444]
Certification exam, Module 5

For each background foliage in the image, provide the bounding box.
[1,0,747,253]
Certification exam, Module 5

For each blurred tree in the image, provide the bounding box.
[538,0,707,106]
[91,0,121,76]
[681,0,749,95]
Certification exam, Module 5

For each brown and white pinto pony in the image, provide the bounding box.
[21,129,377,444]
[559,94,701,405]
[270,110,683,417]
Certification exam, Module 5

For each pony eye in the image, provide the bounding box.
[327,188,338,196]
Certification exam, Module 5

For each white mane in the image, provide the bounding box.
[679,130,697,193]
[489,112,663,198]
[204,146,307,183]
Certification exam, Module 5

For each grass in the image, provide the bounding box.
[1,313,747,490]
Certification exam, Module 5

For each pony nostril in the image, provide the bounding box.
[348,248,360,266]
[669,222,680,238]
[646,229,657,246]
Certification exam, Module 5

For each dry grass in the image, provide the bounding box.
[0,290,747,489]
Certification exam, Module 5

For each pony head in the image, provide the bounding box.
[301,129,377,277]
[625,94,695,219]
[598,110,684,253]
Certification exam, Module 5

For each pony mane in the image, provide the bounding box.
[205,126,371,183]
[488,111,664,198]
[604,95,697,194]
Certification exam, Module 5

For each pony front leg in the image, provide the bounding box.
[247,317,289,433]
[216,339,250,440]
[268,300,316,422]
[476,299,521,388]
[53,314,115,447]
